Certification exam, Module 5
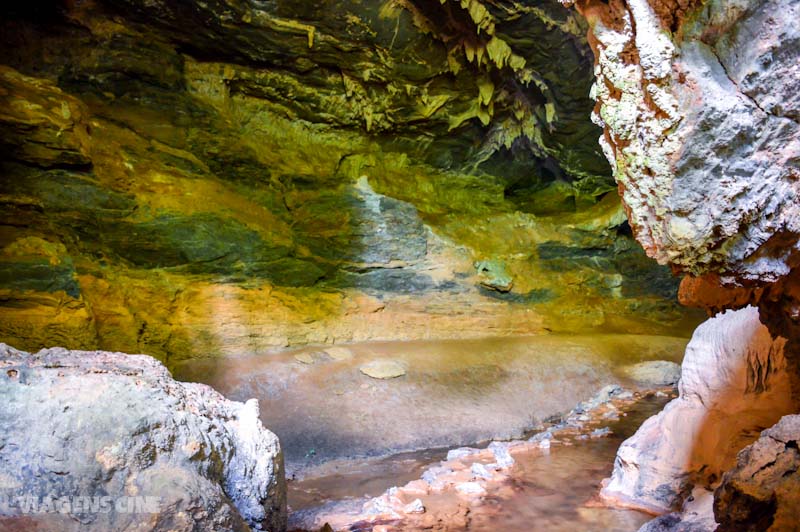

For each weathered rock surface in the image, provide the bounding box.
[359,359,407,379]
[174,333,690,471]
[620,360,681,386]
[566,0,800,526]
[0,343,286,532]
[714,414,800,532]
[0,1,695,365]
[636,487,716,532]
[601,307,800,514]
[573,0,800,285]
[0,65,91,167]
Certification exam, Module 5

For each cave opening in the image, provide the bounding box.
[2,0,797,531]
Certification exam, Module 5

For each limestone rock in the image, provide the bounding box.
[0,343,287,532]
[359,359,406,380]
[637,487,716,532]
[455,482,486,496]
[600,307,800,513]
[0,1,690,362]
[714,414,800,532]
[293,352,316,364]
[574,0,800,285]
[620,360,681,386]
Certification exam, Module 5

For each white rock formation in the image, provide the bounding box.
[601,307,799,513]
[573,0,800,284]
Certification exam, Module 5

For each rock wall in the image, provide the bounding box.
[571,0,800,285]
[570,0,800,354]
[565,0,800,528]
[0,343,286,531]
[0,0,693,367]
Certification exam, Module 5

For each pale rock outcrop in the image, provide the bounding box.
[0,343,287,532]
[601,307,799,513]
[714,414,800,532]
[571,0,800,285]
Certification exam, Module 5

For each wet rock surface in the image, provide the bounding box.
[287,384,674,531]
[173,333,690,472]
[620,360,681,387]
[0,343,286,532]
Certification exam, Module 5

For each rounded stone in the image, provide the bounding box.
[325,346,354,361]
[359,359,406,379]
[620,360,681,386]
[294,353,315,365]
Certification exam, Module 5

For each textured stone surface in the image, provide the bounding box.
[359,359,407,379]
[174,333,691,470]
[637,487,716,532]
[573,0,800,285]
[0,65,91,167]
[600,307,800,513]
[0,2,694,364]
[714,414,800,532]
[0,343,286,531]
[620,360,681,386]
[562,0,800,527]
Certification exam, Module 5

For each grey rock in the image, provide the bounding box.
[621,360,682,386]
[475,259,513,293]
[455,482,486,496]
[582,0,800,283]
[446,447,481,461]
[470,462,493,480]
[487,441,515,469]
[421,466,452,486]
[714,414,800,532]
[404,498,425,514]
[637,513,710,532]
[580,384,623,411]
[590,427,612,438]
[0,343,286,532]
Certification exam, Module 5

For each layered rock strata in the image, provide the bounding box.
[0,1,693,366]
[715,414,800,532]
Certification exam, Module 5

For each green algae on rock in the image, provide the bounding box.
[0,1,698,366]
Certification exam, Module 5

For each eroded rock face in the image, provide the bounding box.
[0,1,693,364]
[600,307,800,513]
[572,0,800,285]
[714,414,800,532]
[0,343,286,531]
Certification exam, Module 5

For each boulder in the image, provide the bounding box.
[571,0,800,285]
[714,414,800,532]
[620,360,681,386]
[0,343,287,531]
